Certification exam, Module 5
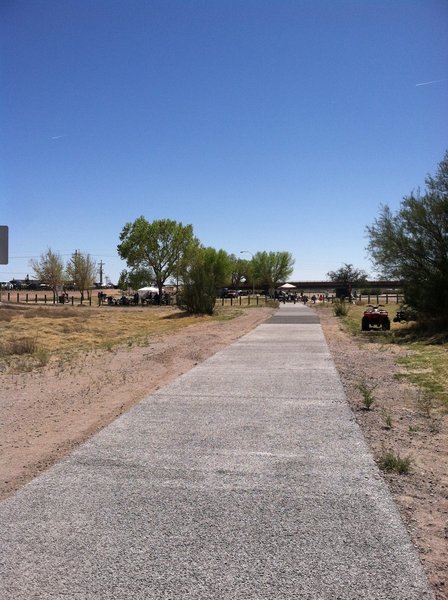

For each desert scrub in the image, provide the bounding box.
[0,336,38,356]
[357,379,377,410]
[382,410,393,429]
[377,448,412,474]
[0,335,51,372]
[333,299,350,317]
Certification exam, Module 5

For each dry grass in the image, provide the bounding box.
[315,301,448,409]
[0,302,244,367]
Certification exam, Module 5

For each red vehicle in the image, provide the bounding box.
[361,304,390,331]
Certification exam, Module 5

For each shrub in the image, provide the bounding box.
[357,380,377,410]
[377,448,412,474]
[0,337,38,356]
[333,299,350,317]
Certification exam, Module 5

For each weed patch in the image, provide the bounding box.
[0,336,38,356]
[333,300,350,317]
[357,380,377,410]
[377,448,412,474]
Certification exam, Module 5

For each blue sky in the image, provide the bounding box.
[1,0,447,284]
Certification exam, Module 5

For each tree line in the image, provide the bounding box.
[30,250,97,303]
[29,225,295,314]
[116,216,295,314]
[29,150,447,320]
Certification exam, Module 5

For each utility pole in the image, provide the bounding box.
[98,260,105,287]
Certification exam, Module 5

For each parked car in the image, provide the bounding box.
[226,290,242,298]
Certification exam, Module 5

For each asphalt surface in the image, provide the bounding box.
[0,303,434,599]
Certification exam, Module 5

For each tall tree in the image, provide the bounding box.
[366,151,448,321]
[29,248,65,302]
[117,217,198,303]
[327,263,368,296]
[66,251,97,302]
[179,247,232,314]
[229,255,250,289]
[251,251,295,293]
[118,267,153,291]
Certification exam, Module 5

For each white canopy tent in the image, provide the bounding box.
[278,283,296,290]
[137,286,159,297]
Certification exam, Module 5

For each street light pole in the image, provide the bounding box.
[240,250,255,295]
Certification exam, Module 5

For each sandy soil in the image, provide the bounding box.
[0,304,446,598]
[317,306,448,600]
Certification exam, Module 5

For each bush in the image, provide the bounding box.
[377,448,412,474]
[333,299,350,317]
[179,247,231,315]
[0,337,38,356]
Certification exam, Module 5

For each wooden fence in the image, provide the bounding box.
[0,291,405,308]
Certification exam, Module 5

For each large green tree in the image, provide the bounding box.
[251,251,295,293]
[30,247,65,302]
[366,151,448,321]
[117,217,198,302]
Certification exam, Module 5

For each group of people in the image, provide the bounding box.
[136,291,171,305]
[276,291,327,304]
[97,290,172,306]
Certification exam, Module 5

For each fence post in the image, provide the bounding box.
[71,296,74,306]
[17,293,19,303]
[26,293,28,303]
[35,294,38,304]
[8,292,10,301]
[386,293,388,304]
[44,295,47,304]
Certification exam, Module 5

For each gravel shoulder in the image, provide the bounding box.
[317,305,447,600]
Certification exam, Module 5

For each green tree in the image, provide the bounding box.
[229,255,250,290]
[117,217,198,303]
[179,247,232,314]
[66,251,97,301]
[118,267,153,291]
[251,251,295,293]
[117,269,130,291]
[366,151,448,321]
[29,247,65,302]
[327,263,368,296]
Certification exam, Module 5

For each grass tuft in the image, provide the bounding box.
[377,448,412,474]
[0,336,38,356]
[333,299,350,317]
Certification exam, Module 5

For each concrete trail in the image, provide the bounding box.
[0,303,434,599]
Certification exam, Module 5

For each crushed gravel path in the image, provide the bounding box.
[0,304,434,599]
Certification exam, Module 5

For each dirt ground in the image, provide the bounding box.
[0,304,446,598]
[318,306,448,600]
